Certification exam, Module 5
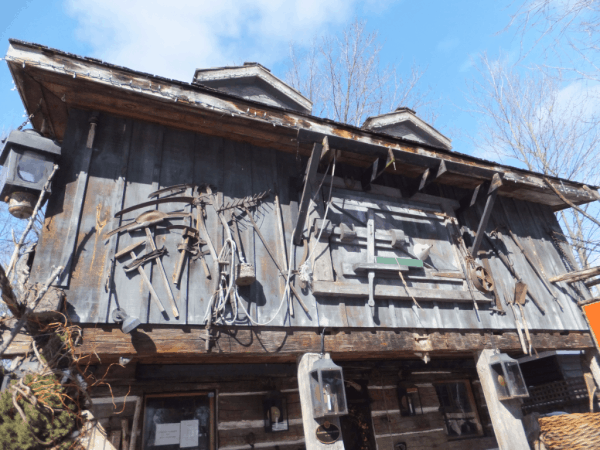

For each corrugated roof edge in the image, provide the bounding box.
[6,38,600,191]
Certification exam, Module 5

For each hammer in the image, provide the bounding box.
[168,225,205,287]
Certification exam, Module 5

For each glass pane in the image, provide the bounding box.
[490,362,511,400]
[505,361,528,397]
[16,153,45,184]
[322,369,346,414]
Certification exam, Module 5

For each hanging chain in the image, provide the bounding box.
[17,113,34,131]
[0,113,34,145]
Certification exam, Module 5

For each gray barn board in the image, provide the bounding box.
[34,110,589,332]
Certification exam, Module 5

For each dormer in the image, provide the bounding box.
[362,107,452,150]
[192,62,312,114]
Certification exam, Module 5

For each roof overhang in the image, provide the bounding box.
[4,39,599,210]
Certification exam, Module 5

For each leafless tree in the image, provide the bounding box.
[467,53,600,267]
[285,19,436,127]
[508,0,600,80]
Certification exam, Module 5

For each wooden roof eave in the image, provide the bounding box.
[5,39,599,210]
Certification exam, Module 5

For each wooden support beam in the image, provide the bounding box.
[293,143,323,245]
[475,350,529,450]
[471,173,503,257]
[75,326,595,364]
[360,152,391,191]
[586,278,600,288]
[550,265,600,283]
[457,180,489,215]
[406,160,448,198]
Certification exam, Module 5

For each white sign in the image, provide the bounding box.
[155,423,180,446]
[180,420,199,448]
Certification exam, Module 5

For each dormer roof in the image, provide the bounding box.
[362,107,452,150]
[192,62,312,114]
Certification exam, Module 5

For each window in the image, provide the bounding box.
[434,381,483,439]
[142,392,215,450]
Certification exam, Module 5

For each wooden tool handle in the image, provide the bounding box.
[173,237,189,286]
[130,251,165,313]
[145,228,179,318]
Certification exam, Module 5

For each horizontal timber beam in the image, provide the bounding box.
[75,326,594,364]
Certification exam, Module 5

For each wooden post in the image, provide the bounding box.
[475,349,529,450]
[471,173,502,257]
[297,353,345,450]
[583,349,600,390]
[293,143,323,245]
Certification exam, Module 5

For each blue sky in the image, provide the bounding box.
[1,1,539,159]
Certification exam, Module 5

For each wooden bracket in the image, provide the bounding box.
[407,160,448,198]
[470,173,503,257]
[293,142,323,245]
[361,148,395,191]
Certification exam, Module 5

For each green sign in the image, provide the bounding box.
[376,256,423,268]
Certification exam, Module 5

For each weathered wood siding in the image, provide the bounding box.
[30,109,591,332]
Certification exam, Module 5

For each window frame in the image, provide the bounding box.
[433,379,484,440]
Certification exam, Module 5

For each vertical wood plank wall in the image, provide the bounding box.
[31,109,591,332]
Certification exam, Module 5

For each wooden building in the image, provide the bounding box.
[3,39,600,449]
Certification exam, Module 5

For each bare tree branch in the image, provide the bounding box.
[285,19,436,127]
[466,53,600,267]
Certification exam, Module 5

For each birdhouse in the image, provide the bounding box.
[0,129,61,218]
[309,355,348,419]
[489,353,529,401]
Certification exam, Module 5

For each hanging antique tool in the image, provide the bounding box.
[243,206,310,315]
[484,231,546,314]
[167,225,204,287]
[515,282,533,355]
[274,188,293,316]
[148,183,197,199]
[217,190,271,213]
[114,240,167,315]
[230,213,255,286]
[468,264,495,294]
[503,226,562,308]
[494,271,528,354]
[105,210,191,238]
[367,209,376,312]
[142,226,179,319]
[114,196,202,217]
[479,252,505,314]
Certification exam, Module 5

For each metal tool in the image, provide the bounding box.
[114,196,202,217]
[274,188,292,316]
[243,206,310,315]
[115,240,166,314]
[148,183,196,198]
[468,264,495,294]
[123,247,167,272]
[105,210,191,238]
[515,282,533,355]
[230,213,255,286]
[112,308,141,334]
[167,225,204,287]
[367,209,376,311]
[143,227,179,319]
[494,273,528,354]
[480,254,504,314]
[217,190,270,213]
